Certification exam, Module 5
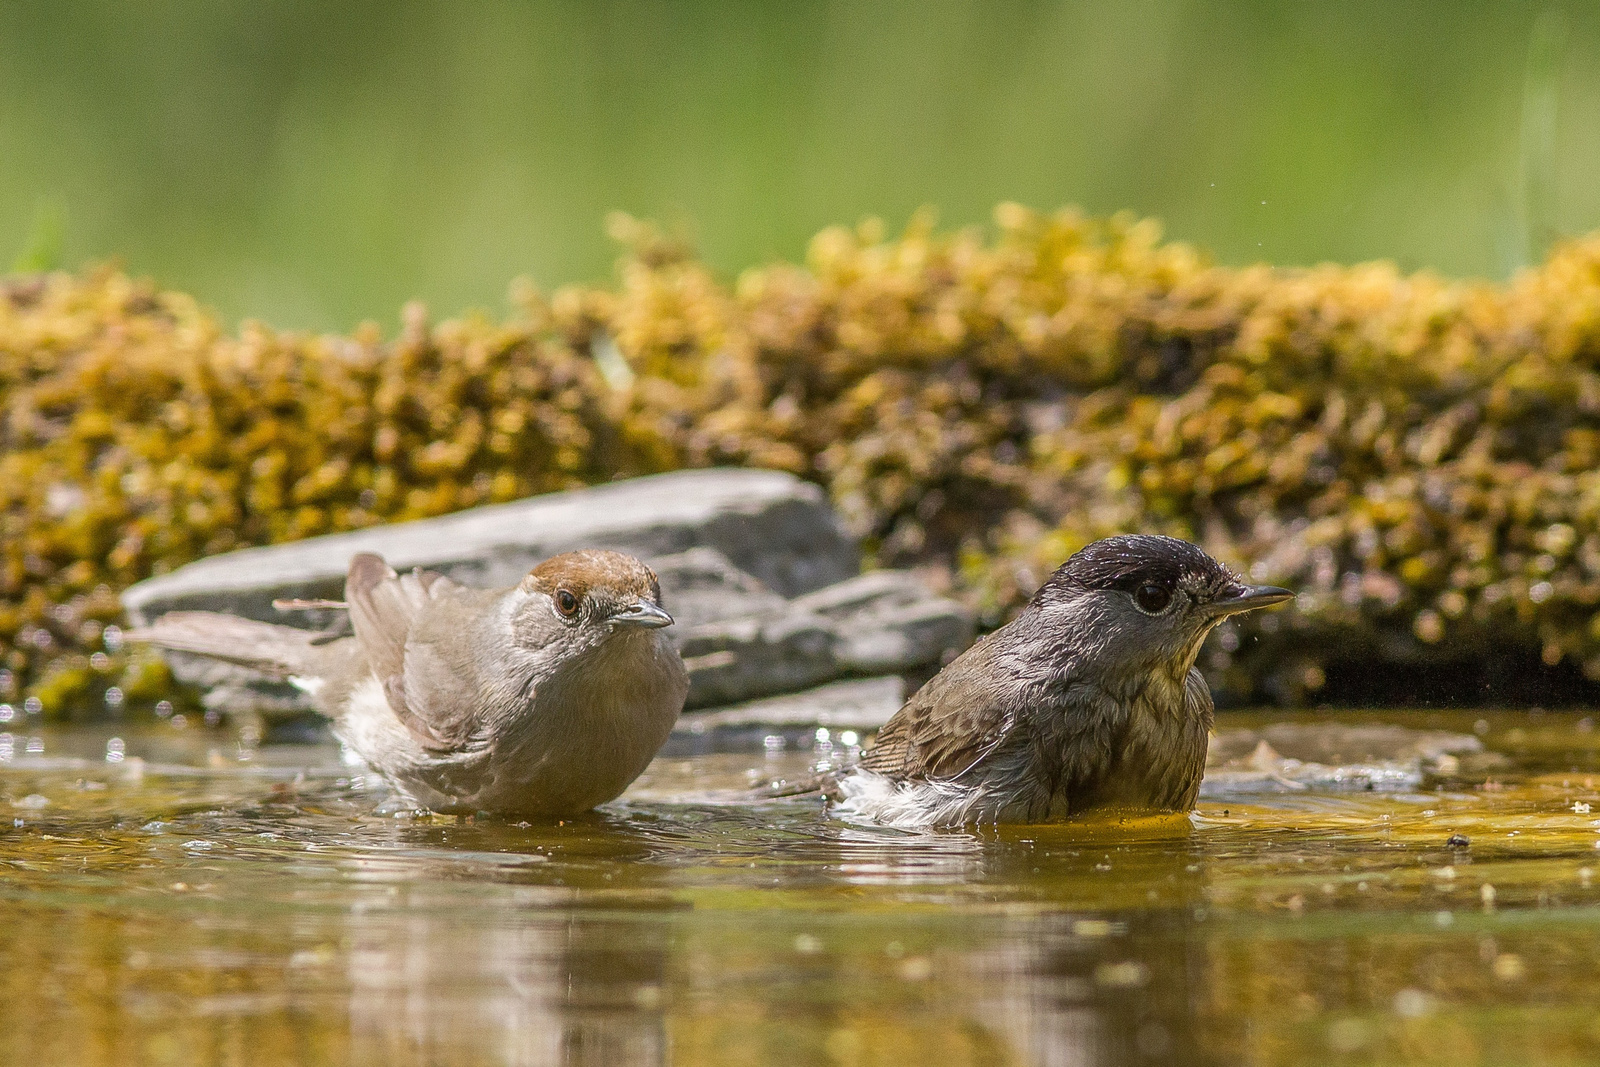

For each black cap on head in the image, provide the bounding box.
[1045,534,1235,597]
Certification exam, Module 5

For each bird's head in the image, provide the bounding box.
[513,549,673,655]
[1030,534,1292,682]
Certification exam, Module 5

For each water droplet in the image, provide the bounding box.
[1492,953,1524,980]
[1394,988,1431,1017]
[1326,1018,1370,1053]
[1094,961,1149,988]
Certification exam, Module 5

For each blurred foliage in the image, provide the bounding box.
[2,2,1599,330]
[10,204,1600,714]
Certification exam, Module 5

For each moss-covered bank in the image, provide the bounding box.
[8,206,1600,716]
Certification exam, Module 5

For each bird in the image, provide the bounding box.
[127,549,689,816]
[834,534,1293,828]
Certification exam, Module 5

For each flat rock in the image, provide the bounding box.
[679,610,840,709]
[122,468,858,625]
[676,676,906,733]
[667,553,972,708]
[127,471,974,717]
[1201,722,1495,796]
[1207,723,1485,766]
[663,677,905,756]
[648,547,790,628]
[792,571,974,676]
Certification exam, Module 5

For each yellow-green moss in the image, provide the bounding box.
[8,205,1600,713]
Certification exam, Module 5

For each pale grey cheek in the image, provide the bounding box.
[1041,592,1123,630]
[1076,596,1198,667]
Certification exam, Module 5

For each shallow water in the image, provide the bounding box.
[3,711,1600,1066]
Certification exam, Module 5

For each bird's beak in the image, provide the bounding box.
[1200,584,1295,618]
[610,600,674,629]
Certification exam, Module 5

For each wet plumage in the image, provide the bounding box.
[129,549,689,816]
[838,535,1293,828]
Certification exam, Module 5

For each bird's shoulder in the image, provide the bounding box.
[344,553,488,752]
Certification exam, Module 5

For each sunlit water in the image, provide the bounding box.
[3,711,1600,1066]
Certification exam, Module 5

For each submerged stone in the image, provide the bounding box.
[1201,722,1500,796]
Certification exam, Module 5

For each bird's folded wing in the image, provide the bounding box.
[344,553,475,752]
[860,638,1014,781]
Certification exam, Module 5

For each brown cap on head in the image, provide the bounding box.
[522,549,662,602]
[520,549,671,628]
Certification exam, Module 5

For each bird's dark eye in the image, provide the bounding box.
[554,589,579,617]
[1133,583,1172,614]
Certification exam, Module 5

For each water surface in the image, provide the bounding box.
[3,710,1599,1066]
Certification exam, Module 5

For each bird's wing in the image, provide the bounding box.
[860,635,1017,781]
[344,553,475,751]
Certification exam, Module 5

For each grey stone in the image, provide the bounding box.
[678,610,839,709]
[789,569,932,617]
[675,676,905,734]
[1200,723,1491,796]
[122,468,858,626]
[792,571,974,674]
[648,548,790,628]
[1208,723,1484,767]
[672,564,972,709]
[129,471,975,721]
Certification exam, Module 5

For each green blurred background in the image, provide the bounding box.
[0,0,1593,331]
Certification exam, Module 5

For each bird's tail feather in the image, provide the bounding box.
[125,612,331,679]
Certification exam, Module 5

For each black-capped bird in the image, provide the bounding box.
[836,535,1292,827]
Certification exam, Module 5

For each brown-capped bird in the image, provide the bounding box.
[835,535,1293,827]
[128,550,689,816]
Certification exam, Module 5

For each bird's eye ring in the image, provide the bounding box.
[1132,583,1172,614]
[554,589,580,617]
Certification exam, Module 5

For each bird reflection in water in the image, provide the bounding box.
[320,808,1207,1067]
[337,865,669,1066]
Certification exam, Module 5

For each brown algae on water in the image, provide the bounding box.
[3,710,1600,1065]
